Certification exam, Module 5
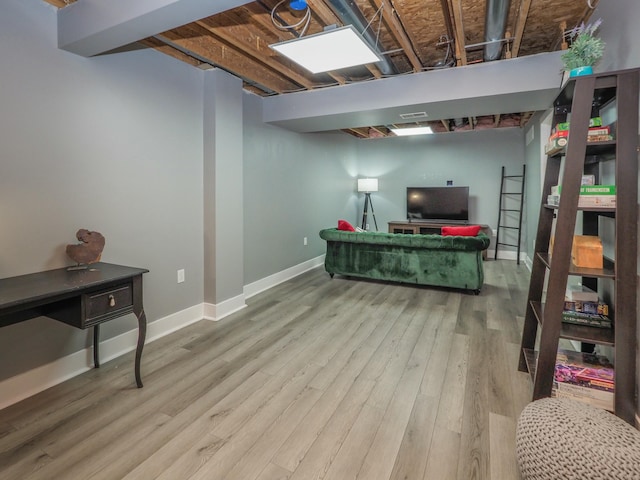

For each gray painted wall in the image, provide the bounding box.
[0,0,205,380]
[203,70,244,304]
[243,93,358,285]
[353,129,526,239]
[594,0,640,72]
[523,111,545,262]
[243,95,526,288]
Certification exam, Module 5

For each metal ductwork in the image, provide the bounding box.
[325,0,397,75]
[484,0,511,61]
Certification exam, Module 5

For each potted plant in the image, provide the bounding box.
[561,19,605,77]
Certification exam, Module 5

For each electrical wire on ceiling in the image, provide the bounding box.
[270,0,312,37]
[360,3,385,50]
[423,34,454,70]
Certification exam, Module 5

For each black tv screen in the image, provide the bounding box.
[406,186,469,221]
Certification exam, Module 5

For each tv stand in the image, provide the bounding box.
[388,220,491,260]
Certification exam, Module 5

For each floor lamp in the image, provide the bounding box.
[358,178,378,231]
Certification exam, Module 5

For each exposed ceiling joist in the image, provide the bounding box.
[511,0,533,58]
[42,0,597,137]
[450,0,468,66]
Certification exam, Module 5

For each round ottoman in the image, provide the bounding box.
[516,398,640,479]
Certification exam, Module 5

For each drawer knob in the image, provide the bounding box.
[109,295,116,307]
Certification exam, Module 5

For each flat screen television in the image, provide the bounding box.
[406,186,470,222]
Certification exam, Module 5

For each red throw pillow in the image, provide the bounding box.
[441,225,482,236]
[337,219,356,232]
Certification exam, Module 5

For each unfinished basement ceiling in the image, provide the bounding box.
[42,0,599,137]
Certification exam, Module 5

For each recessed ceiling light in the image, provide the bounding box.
[390,126,434,136]
[270,25,382,74]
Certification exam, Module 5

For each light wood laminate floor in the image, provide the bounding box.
[0,260,532,480]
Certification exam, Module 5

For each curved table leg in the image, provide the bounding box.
[93,324,100,367]
[134,307,147,388]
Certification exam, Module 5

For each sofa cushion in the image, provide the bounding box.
[441,225,482,236]
[319,229,489,252]
[337,219,356,232]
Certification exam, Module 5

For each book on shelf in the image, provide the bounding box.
[549,126,610,139]
[550,185,615,196]
[564,300,609,316]
[587,134,614,142]
[561,310,612,329]
[553,349,614,411]
[547,185,616,208]
[587,126,611,136]
[566,284,599,302]
[552,117,603,133]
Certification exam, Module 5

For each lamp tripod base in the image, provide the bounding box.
[361,193,378,231]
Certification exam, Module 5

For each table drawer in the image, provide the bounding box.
[85,284,133,324]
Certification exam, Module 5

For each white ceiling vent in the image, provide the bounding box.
[399,111,428,120]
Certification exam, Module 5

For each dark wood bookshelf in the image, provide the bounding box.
[518,69,639,425]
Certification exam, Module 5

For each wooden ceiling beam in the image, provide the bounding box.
[343,128,370,138]
[369,126,388,137]
[307,0,341,26]
[511,0,532,57]
[195,17,315,89]
[450,0,468,65]
[441,119,450,132]
[439,0,456,45]
[368,0,422,72]
[140,37,204,68]
[158,26,297,94]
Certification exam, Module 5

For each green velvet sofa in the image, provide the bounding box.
[319,228,490,293]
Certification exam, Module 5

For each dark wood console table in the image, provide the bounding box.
[0,263,149,387]
[388,221,492,260]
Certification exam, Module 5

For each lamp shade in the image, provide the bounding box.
[357,178,378,193]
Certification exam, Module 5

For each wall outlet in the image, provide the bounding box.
[303,237,308,246]
[177,269,185,283]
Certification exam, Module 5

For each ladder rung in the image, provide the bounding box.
[500,209,520,212]
[498,226,519,230]
[501,192,523,195]
[497,242,519,247]
[504,175,523,178]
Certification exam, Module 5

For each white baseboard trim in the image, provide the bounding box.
[244,254,324,299]
[203,293,247,322]
[0,304,204,411]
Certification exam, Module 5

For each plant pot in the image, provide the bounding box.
[569,66,593,77]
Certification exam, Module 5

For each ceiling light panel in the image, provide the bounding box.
[390,126,434,136]
[270,25,382,74]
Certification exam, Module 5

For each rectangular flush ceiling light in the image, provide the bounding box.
[390,126,434,136]
[270,25,382,74]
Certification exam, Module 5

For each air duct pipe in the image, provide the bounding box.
[484,0,511,61]
[325,0,397,75]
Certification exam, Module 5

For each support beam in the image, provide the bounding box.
[511,0,532,57]
[450,0,468,65]
[58,0,251,56]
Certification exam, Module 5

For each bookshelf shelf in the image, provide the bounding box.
[536,253,615,278]
[530,301,615,345]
